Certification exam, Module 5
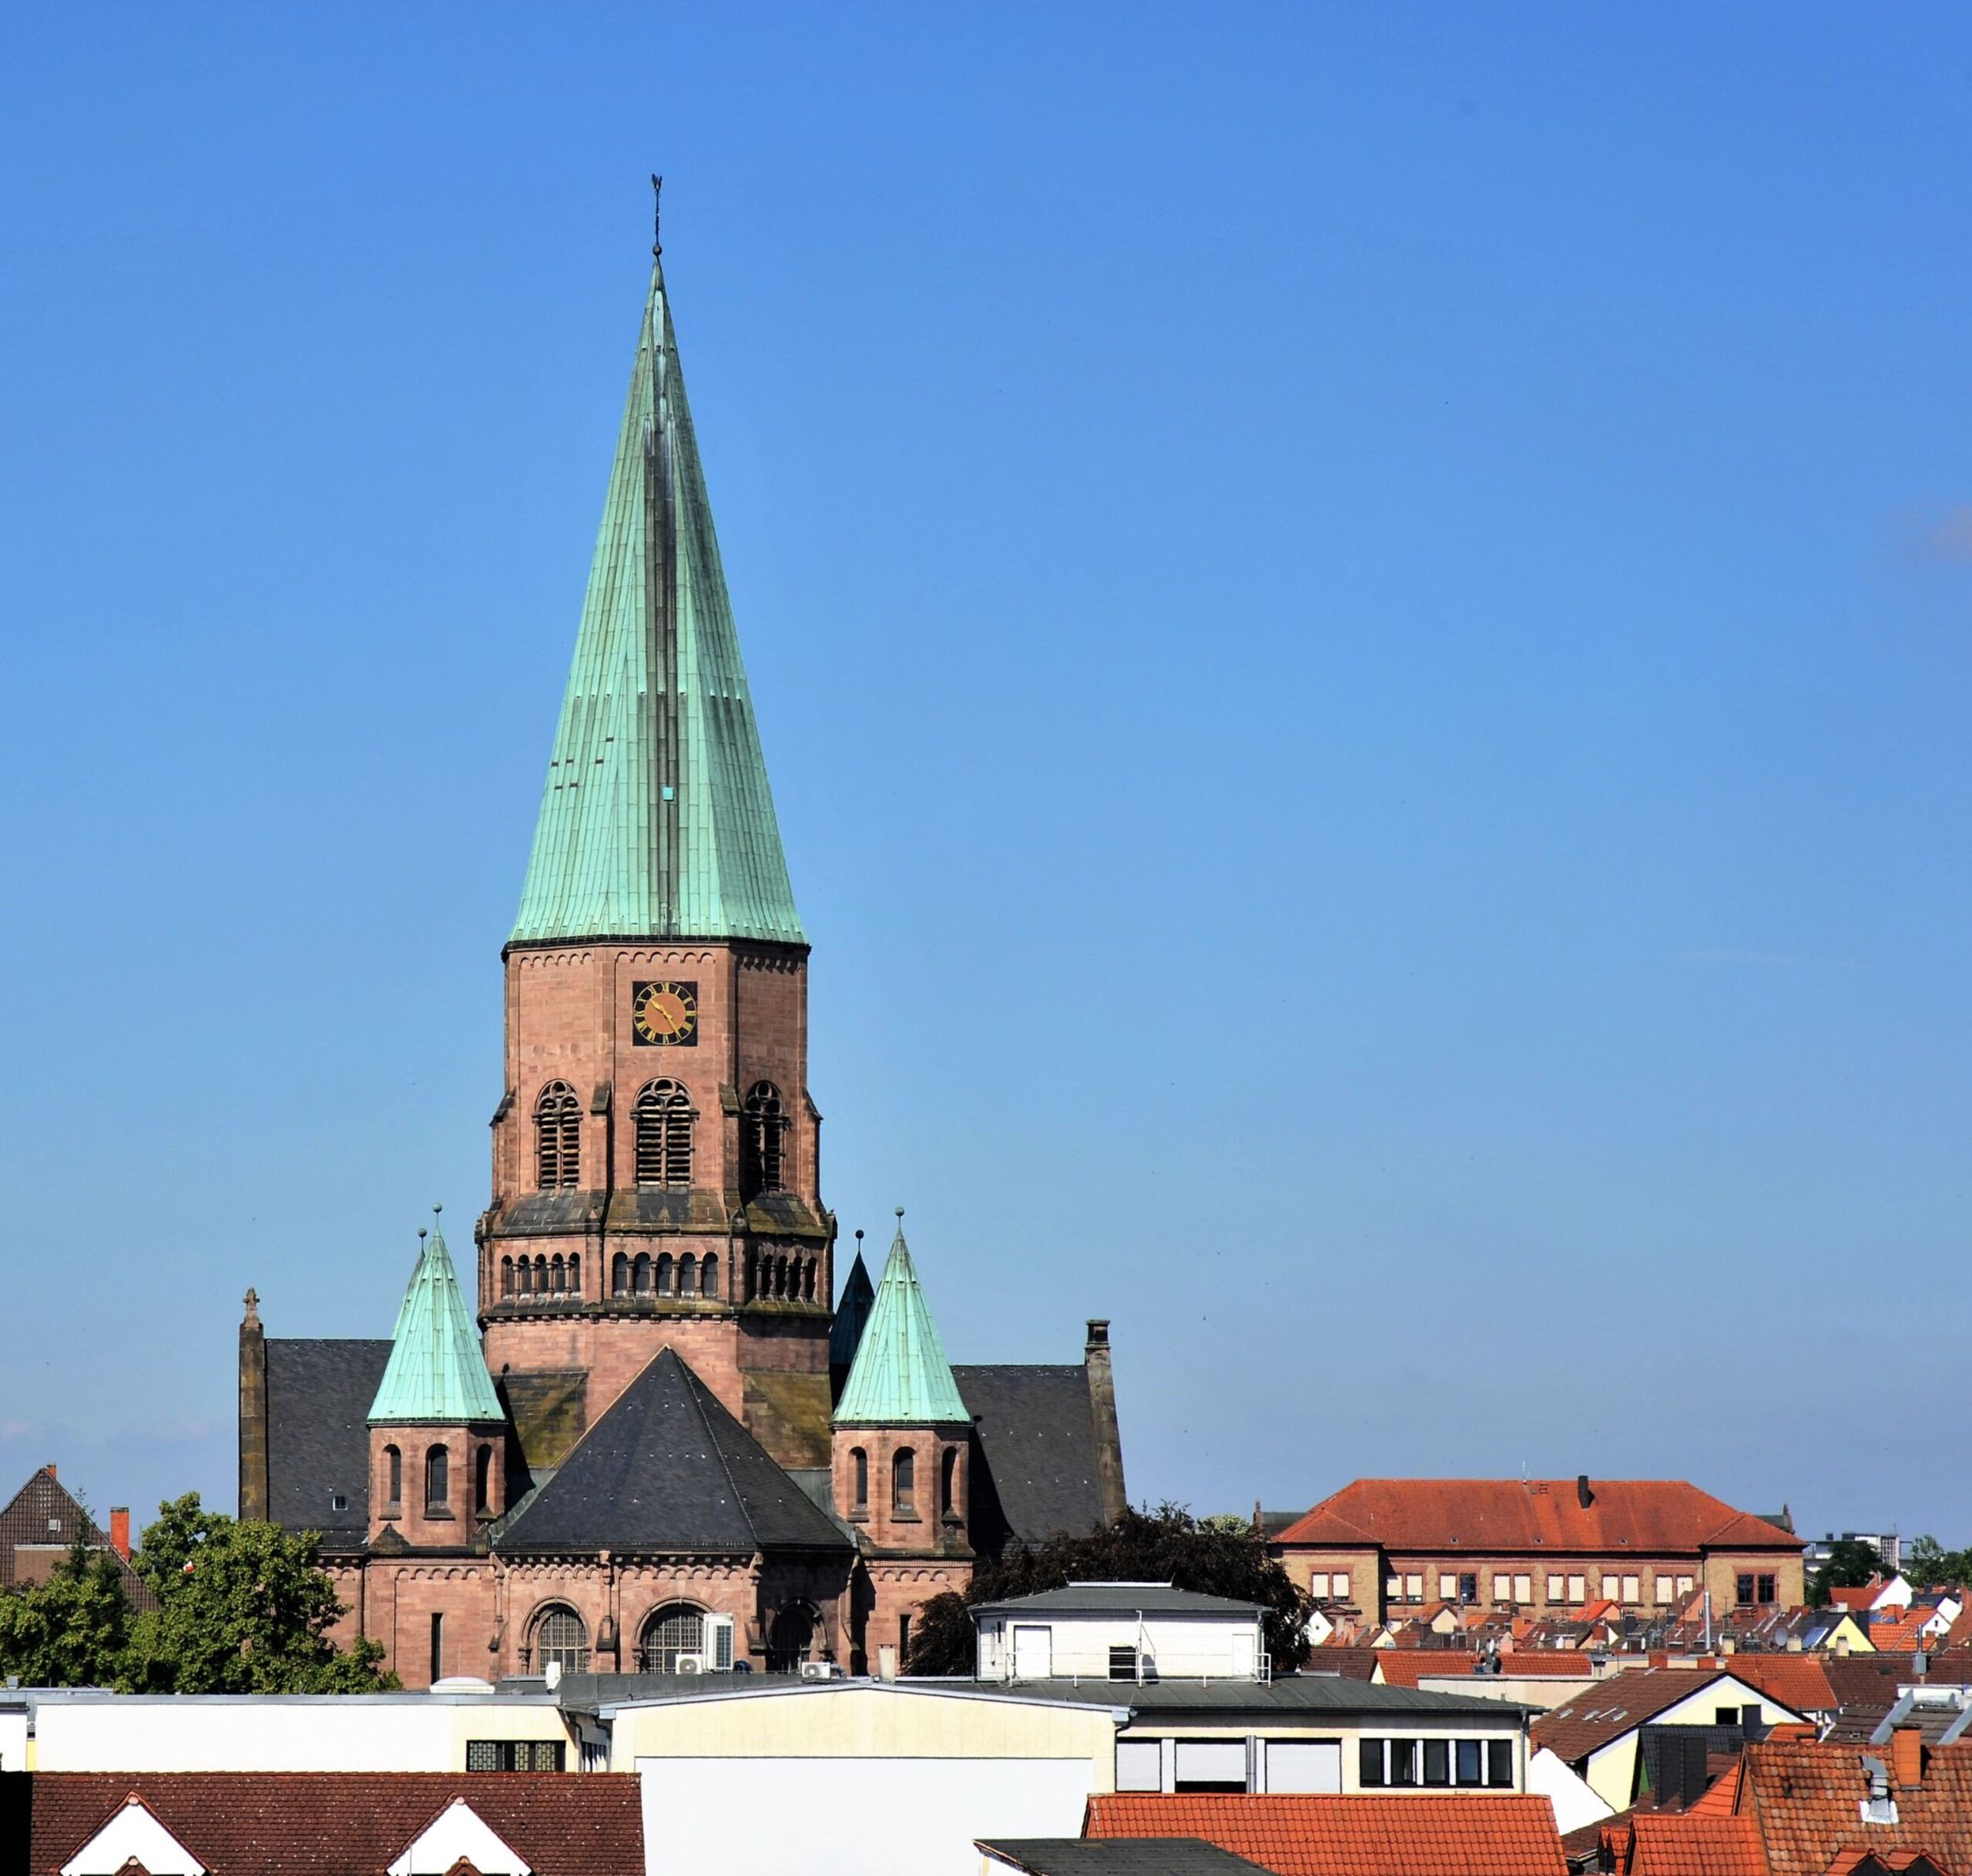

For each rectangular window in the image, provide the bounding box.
[1109,1645,1139,1682]
[1758,1574,1778,1606]
[1494,1573,1514,1605]
[1487,1739,1514,1788]
[1115,1740,1162,1792]
[1173,1740,1248,1794]
[1389,1739,1417,1787]
[1655,1575,1675,1604]
[1622,1575,1640,1603]
[1387,1576,1404,1603]
[1736,1574,1756,1607]
[1568,1575,1586,1604]
[1422,1739,1450,1787]
[1333,1571,1350,1603]
[1360,1739,1387,1788]
[1515,1574,1531,1603]
[1440,1573,1458,1603]
[430,1612,444,1685]
[1266,1740,1342,1794]
[1455,1739,1483,1785]
[466,1740,565,1772]
[1547,1574,1565,1603]
[1459,1572,1478,1603]
[1601,1575,1620,1601]
[1309,1573,1330,1600]
[1677,1576,1694,1597]
[1406,1573,1424,1600]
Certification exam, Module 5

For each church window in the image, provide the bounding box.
[425,1445,450,1513]
[657,1253,674,1296]
[535,1080,581,1189]
[701,1253,719,1298]
[740,1083,786,1196]
[941,1446,958,1517]
[384,1445,402,1508]
[634,1079,695,1188]
[892,1446,916,1517]
[533,1255,548,1293]
[529,1603,589,1674]
[803,1258,817,1301]
[475,1444,492,1514]
[612,1252,629,1297]
[775,1255,789,1298]
[567,1252,579,1295]
[766,1603,815,1673]
[430,1612,444,1683]
[632,1253,652,1296]
[501,1256,515,1296]
[639,1603,706,1672]
[550,1255,566,1294]
[679,1253,696,1296]
[850,1448,868,1513]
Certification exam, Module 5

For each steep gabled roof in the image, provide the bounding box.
[1273,1480,1802,1556]
[1534,1668,1805,1764]
[510,244,802,948]
[495,1348,850,1556]
[1085,1794,1568,1876]
[367,1220,503,1425]
[0,1463,153,1609]
[827,1249,875,1374]
[833,1220,968,1426]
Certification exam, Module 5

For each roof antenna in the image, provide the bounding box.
[651,173,663,259]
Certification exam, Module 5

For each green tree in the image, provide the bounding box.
[1903,1536,1972,1590]
[906,1502,1315,1677]
[1807,1536,1889,1608]
[118,1493,396,1693]
[0,1534,132,1687]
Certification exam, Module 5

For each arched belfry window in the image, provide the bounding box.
[529,1603,589,1674]
[892,1446,916,1517]
[425,1445,449,1513]
[741,1083,786,1197]
[535,1081,581,1190]
[635,1079,695,1188]
[384,1445,402,1508]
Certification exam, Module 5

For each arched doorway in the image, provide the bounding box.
[766,1602,817,1673]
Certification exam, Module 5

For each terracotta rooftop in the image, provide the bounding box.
[1716,1656,1839,1716]
[24,1772,645,1876]
[1084,1794,1567,1876]
[1603,1812,1768,1876]
[1273,1480,1801,1556]
[1374,1650,1594,1689]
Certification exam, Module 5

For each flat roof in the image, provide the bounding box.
[974,1585,1266,1618]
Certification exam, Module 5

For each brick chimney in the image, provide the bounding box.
[1891,1725,1923,1791]
[109,1508,130,1560]
[1577,1474,1594,1509]
[43,1462,55,1481]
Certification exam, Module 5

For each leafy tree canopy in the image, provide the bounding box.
[1806,1536,1890,1608]
[121,1492,395,1693]
[0,1536,132,1687]
[906,1502,1314,1677]
[1903,1536,1972,1591]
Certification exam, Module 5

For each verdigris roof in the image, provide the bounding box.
[367,1220,504,1425]
[510,249,803,948]
[833,1220,969,1426]
[972,1583,1264,1618]
[496,1348,850,1556]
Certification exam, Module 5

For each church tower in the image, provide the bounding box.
[479,208,834,1470]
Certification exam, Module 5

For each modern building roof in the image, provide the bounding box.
[972,1583,1264,1618]
[947,1677,1531,1718]
[981,1840,1274,1876]
[367,1219,503,1425]
[1533,1669,1803,1764]
[954,1362,1107,1553]
[509,249,803,948]
[23,1771,644,1876]
[495,1348,851,1556]
[1085,1794,1568,1876]
[1273,1479,1802,1556]
[833,1220,969,1426]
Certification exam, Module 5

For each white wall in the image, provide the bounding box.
[0,1706,27,1772]
[638,1755,1096,1876]
[978,1611,1262,1681]
[1528,1747,1611,1836]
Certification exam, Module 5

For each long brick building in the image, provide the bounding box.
[236,210,1126,1687]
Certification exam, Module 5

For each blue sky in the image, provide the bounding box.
[3,5,1970,1546]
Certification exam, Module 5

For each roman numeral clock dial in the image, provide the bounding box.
[632,980,699,1047]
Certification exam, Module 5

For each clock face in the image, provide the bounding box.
[632,980,699,1047]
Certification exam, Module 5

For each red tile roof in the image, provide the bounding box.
[1373,1650,1595,1689]
[1604,1813,1768,1876]
[1740,1740,1972,1876]
[1828,1586,1882,1612]
[1085,1794,1567,1876]
[1273,1481,1802,1556]
[1715,1656,1839,1715]
[25,1773,644,1876]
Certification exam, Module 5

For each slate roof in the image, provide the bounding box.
[982,1840,1273,1876]
[974,1583,1263,1617]
[828,1249,875,1375]
[264,1338,391,1549]
[1273,1481,1803,1556]
[954,1362,1105,1552]
[0,1466,152,1609]
[834,1221,968,1425]
[510,248,803,947]
[495,1348,850,1556]
[1085,1794,1568,1876]
[22,1771,644,1876]
[367,1220,503,1425]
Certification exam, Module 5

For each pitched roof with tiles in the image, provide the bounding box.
[1739,1739,1972,1876]
[1604,1812,1769,1876]
[981,1839,1275,1876]
[25,1771,644,1876]
[1532,1669,1795,1764]
[1716,1656,1840,1715]
[1273,1480,1802,1556]
[0,1465,153,1609]
[1085,1794,1567,1876]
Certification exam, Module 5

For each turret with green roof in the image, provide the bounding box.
[833,1215,969,1427]
[368,1212,504,1426]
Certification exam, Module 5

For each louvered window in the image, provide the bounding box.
[535,1081,581,1189]
[635,1079,694,1188]
[740,1082,786,1196]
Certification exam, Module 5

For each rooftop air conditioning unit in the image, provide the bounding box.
[800,1660,843,1680]
[673,1653,706,1674]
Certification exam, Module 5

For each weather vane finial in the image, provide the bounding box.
[651,173,663,259]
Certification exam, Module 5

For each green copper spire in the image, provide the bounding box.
[834,1214,970,1426]
[368,1213,505,1425]
[510,231,804,947]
